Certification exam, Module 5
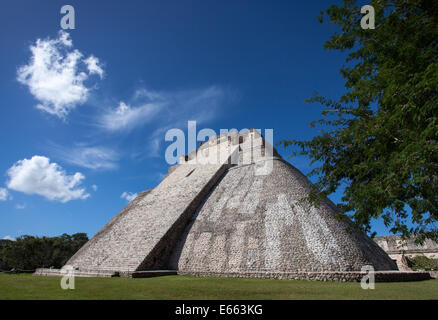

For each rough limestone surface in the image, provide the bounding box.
[169,159,397,273]
[53,129,405,281]
[66,162,229,272]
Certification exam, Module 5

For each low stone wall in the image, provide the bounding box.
[177,270,431,282]
[33,268,116,278]
[33,268,178,278]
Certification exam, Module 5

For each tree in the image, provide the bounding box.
[0,233,88,271]
[280,0,438,242]
[0,239,13,270]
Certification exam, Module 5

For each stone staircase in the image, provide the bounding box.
[64,160,233,274]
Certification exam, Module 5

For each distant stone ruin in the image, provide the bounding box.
[35,130,431,281]
[375,236,438,272]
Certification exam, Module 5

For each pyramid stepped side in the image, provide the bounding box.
[66,162,230,273]
[170,159,398,273]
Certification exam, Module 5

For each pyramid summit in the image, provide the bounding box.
[35,130,430,281]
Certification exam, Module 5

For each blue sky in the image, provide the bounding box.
[0,0,391,240]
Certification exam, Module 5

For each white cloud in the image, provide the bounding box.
[91,184,98,191]
[17,30,103,119]
[51,144,118,170]
[2,235,15,241]
[84,55,104,78]
[0,188,11,201]
[99,101,161,132]
[15,203,26,210]
[121,191,137,202]
[6,155,89,203]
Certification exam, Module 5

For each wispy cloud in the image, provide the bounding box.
[98,101,162,132]
[98,86,233,134]
[132,86,235,158]
[145,127,168,158]
[17,31,103,119]
[0,188,11,201]
[50,143,118,170]
[120,191,137,202]
[2,235,15,241]
[133,88,163,101]
[15,203,26,210]
[159,86,231,125]
[6,155,89,203]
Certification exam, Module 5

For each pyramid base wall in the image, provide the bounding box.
[34,267,431,282]
[177,270,431,282]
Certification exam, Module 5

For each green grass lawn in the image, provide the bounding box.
[0,273,437,300]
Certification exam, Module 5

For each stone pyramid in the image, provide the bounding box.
[59,129,399,280]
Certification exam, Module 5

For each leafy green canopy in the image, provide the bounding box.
[0,233,88,271]
[280,0,438,242]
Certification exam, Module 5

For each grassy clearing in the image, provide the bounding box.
[0,273,437,300]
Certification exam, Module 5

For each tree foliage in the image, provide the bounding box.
[280,0,438,242]
[0,233,88,271]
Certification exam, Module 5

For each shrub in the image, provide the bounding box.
[408,256,438,271]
